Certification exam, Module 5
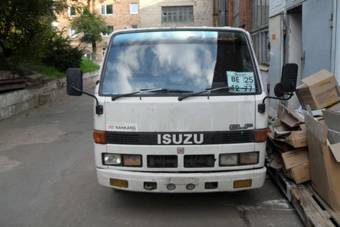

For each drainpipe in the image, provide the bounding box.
[282,9,288,65]
[331,0,338,80]
[213,0,219,26]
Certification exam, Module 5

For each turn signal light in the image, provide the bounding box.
[110,178,128,188]
[255,128,270,142]
[233,179,252,189]
[93,130,107,144]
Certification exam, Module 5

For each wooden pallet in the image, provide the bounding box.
[291,186,340,227]
[269,167,340,227]
[267,167,295,201]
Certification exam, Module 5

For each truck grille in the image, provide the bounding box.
[184,155,215,168]
[106,130,255,145]
[147,155,178,168]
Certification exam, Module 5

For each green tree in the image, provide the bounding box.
[71,7,107,61]
[0,0,84,76]
[0,0,66,60]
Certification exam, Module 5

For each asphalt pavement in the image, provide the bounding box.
[0,94,303,227]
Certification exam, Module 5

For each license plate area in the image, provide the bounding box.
[167,177,199,185]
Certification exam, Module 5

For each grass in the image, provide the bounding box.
[8,57,99,80]
[80,58,100,73]
[2,61,64,79]
[32,64,64,79]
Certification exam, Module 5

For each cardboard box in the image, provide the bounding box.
[281,149,308,169]
[305,113,340,212]
[281,149,310,184]
[268,132,295,151]
[328,128,340,144]
[328,101,340,112]
[285,126,307,148]
[278,104,304,128]
[296,70,340,109]
[324,102,340,132]
[285,163,310,184]
[273,124,307,148]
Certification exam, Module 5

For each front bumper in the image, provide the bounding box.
[96,167,266,193]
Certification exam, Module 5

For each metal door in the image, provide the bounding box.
[302,0,333,77]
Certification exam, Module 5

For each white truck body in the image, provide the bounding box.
[93,27,267,193]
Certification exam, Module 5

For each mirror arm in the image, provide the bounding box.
[258,93,294,114]
[262,93,293,105]
[71,85,103,115]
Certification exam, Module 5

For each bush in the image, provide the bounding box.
[31,64,64,79]
[43,34,83,72]
[80,57,99,73]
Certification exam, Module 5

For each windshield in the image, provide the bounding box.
[100,30,259,96]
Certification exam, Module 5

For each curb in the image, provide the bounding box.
[0,72,98,121]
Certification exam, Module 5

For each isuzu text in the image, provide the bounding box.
[66,27,271,193]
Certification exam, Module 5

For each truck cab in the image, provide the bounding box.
[67,27,268,193]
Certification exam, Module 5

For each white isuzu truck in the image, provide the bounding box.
[66,27,296,193]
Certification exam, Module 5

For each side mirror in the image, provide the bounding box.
[258,63,298,113]
[66,68,103,115]
[274,83,285,97]
[66,68,83,96]
[274,63,298,97]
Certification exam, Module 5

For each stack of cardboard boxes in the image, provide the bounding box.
[268,104,309,184]
[269,69,340,212]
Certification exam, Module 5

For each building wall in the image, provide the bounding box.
[213,0,227,26]
[55,0,140,63]
[140,0,213,27]
[267,0,339,113]
[225,0,252,31]
[94,0,140,61]
[239,0,252,31]
[94,0,140,31]
[268,0,337,81]
[55,0,88,38]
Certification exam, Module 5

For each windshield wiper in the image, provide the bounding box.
[178,86,251,101]
[149,89,192,94]
[178,86,230,101]
[112,88,164,101]
[112,88,192,101]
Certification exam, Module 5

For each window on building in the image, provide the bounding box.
[251,0,269,65]
[101,4,113,15]
[130,3,139,14]
[69,28,77,38]
[68,6,76,16]
[161,6,193,23]
[102,25,114,36]
[131,25,138,29]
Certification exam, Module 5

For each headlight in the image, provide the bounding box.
[219,154,238,166]
[219,152,259,166]
[239,152,259,165]
[102,153,142,167]
[103,153,122,166]
[122,154,142,167]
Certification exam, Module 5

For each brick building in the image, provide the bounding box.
[213,0,252,31]
[227,0,252,31]
[140,0,214,28]
[55,0,140,62]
